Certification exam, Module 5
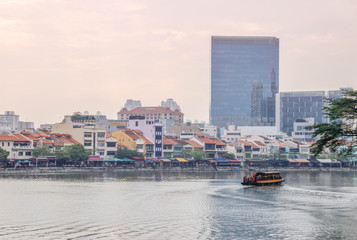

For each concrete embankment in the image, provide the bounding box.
[0,166,356,175]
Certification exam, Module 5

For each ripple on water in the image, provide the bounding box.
[1,171,357,240]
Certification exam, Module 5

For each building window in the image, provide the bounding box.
[107,142,116,147]
[84,132,92,138]
[107,151,116,156]
[135,121,138,127]
[84,141,92,146]
[19,152,23,156]
[97,132,105,138]
[1,142,3,146]
[25,152,32,156]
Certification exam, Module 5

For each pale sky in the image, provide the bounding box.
[1,0,356,127]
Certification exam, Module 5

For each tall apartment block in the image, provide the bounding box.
[276,90,342,135]
[210,36,279,128]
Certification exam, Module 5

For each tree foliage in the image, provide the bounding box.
[33,146,54,158]
[306,89,357,157]
[115,147,144,159]
[0,148,9,162]
[180,149,193,158]
[191,149,206,160]
[180,148,206,160]
[55,144,89,162]
[222,153,236,159]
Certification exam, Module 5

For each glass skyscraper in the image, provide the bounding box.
[276,90,342,135]
[210,36,279,128]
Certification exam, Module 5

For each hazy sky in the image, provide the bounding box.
[1,0,356,126]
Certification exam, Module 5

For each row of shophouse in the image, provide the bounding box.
[0,111,316,162]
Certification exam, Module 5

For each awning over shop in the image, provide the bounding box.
[176,158,189,163]
[287,159,309,163]
[103,158,121,162]
[119,158,135,162]
[170,158,179,164]
[227,159,241,164]
[161,159,171,163]
[150,158,162,162]
[145,159,154,163]
[214,157,229,163]
[88,155,102,161]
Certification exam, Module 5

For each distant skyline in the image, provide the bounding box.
[1,0,356,127]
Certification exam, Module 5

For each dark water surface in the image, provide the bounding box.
[0,170,357,240]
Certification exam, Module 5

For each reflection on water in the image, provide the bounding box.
[0,171,357,239]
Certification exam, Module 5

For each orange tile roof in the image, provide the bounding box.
[172,139,188,145]
[197,137,215,144]
[41,139,53,144]
[53,134,80,145]
[208,137,225,146]
[53,141,63,147]
[118,108,130,114]
[254,141,265,147]
[185,140,203,148]
[140,135,153,145]
[13,134,30,142]
[0,136,18,141]
[106,131,112,138]
[163,138,174,145]
[239,140,252,146]
[133,130,143,135]
[125,132,141,141]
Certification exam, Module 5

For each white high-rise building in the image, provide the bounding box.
[161,98,181,112]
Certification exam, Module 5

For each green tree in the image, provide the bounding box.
[0,148,9,162]
[56,144,89,163]
[115,147,144,159]
[191,149,206,160]
[71,111,82,121]
[306,89,357,157]
[33,146,54,158]
[180,149,193,158]
[222,153,236,159]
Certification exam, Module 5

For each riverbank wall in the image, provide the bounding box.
[1,166,356,175]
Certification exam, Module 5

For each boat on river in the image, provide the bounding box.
[241,172,284,186]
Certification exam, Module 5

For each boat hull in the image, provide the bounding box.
[241,179,284,186]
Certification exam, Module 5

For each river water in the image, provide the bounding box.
[0,170,357,240]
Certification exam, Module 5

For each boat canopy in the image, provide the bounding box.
[255,172,281,176]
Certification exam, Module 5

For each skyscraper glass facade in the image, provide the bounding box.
[210,36,279,128]
[277,90,342,135]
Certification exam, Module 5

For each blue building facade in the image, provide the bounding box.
[276,90,342,135]
[210,36,279,128]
